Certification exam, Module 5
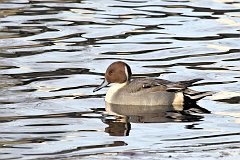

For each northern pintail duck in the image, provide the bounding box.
[93,61,212,106]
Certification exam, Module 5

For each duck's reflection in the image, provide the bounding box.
[103,103,210,136]
[104,119,131,136]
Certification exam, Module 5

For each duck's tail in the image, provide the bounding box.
[184,89,213,101]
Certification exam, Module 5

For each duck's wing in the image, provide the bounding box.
[126,78,169,93]
[127,78,203,93]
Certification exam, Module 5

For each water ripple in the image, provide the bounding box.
[0,0,240,159]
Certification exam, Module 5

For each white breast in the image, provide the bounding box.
[105,82,127,103]
[172,92,184,111]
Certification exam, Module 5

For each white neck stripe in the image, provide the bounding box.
[124,66,129,81]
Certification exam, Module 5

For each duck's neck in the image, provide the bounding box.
[105,82,128,102]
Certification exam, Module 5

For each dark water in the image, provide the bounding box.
[0,0,240,159]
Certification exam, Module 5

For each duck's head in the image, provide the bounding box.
[93,61,132,92]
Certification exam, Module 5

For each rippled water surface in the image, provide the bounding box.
[0,0,240,159]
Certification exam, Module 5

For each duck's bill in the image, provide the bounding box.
[93,79,109,92]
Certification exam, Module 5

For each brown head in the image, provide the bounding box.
[93,61,132,92]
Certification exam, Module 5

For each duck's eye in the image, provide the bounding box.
[109,70,113,75]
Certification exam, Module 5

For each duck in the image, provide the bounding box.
[93,61,212,106]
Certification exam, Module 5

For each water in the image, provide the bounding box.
[0,0,240,159]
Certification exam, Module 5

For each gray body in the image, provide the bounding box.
[105,78,210,106]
